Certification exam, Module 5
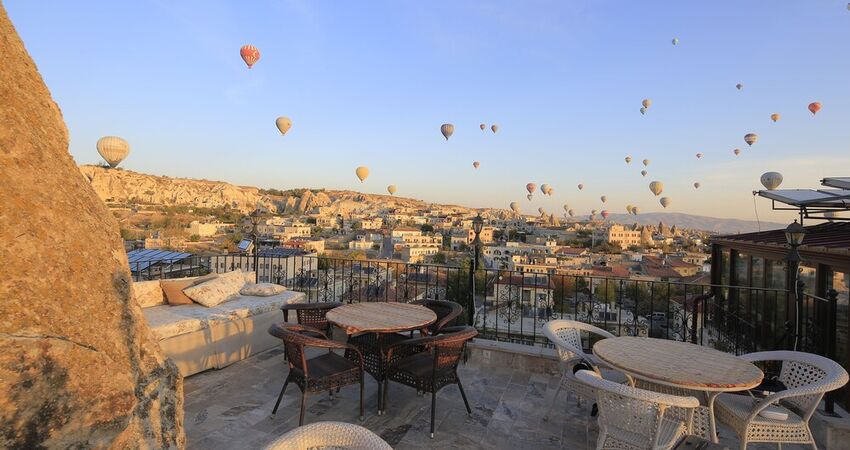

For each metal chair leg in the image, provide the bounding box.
[543,381,564,422]
[299,392,308,426]
[381,380,389,414]
[457,379,472,415]
[272,378,290,415]
[359,374,365,420]
[430,391,437,439]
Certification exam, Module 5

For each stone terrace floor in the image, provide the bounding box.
[184,346,791,449]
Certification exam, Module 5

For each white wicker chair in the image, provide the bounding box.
[543,319,630,420]
[714,351,849,450]
[263,421,392,450]
[577,370,700,450]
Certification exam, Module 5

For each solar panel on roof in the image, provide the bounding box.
[757,189,850,207]
[822,177,850,190]
[126,249,192,272]
[238,239,253,251]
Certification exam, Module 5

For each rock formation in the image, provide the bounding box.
[0,5,184,449]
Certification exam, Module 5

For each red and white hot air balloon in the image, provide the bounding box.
[240,45,260,69]
[808,102,822,116]
[601,210,610,220]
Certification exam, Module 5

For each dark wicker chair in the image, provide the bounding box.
[382,325,478,438]
[410,299,463,335]
[268,323,364,426]
[280,302,342,336]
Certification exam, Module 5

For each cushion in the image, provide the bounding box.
[212,291,306,320]
[142,304,216,341]
[134,280,166,308]
[240,283,286,297]
[161,273,219,306]
[184,270,246,307]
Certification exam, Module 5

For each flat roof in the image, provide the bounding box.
[714,222,850,254]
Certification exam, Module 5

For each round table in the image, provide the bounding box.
[326,303,437,415]
[593,337,763,443]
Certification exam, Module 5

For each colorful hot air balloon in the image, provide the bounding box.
[641,170,648,177]
[526,183,537,194]
[734,148,741,156]
[736,83,743,90]
[649,181,664,196]
[568,209,575,217]
[577,183,584,190]
[240,45,260,69]
[642,159,650,167]
[480,123,486,131]
[809,102,822,115]
[640,107,646,115]
[600,195,607,203]
[696,153,703,159]
[473,161,480,169]
[760,172,783,190]
[744,133,758,146]
[540,184,551,196]
[693,182,701,189]
[440,124,454,140]
[632,206,640,215]
[275,117,292,135]
[770,113,780,123]
[355,166,369,183]
[510,202,520,214]
[659,197,671,208]
[491,124,499,133]
[546,186,554,196]
[96,136,130,168]
[601,210,610,219]
[625,156,632,164]
[387,185,397,195]
[642,99,652,109]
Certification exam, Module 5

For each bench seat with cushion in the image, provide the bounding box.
[134,271,306,376]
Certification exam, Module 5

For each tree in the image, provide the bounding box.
[420,224,434,233]
[189,234,201,242]
[431,252,447,264]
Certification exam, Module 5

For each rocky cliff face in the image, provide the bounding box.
[0,5,184,449]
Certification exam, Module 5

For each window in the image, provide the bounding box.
[719,249,730,285]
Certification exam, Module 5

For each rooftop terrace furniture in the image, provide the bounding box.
[263,421,392,450]
[280,301,342,337]
[382,325,478,438]
[577,370,700,450]
[542,319,628,420]
[714,351,849,450]
[410,299,463,335]
[268,323,365,426]
[135,271,306,376]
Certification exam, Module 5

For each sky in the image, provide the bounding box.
[7,0,850,223]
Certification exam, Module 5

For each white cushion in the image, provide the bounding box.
[143,304,215,340]
[240,283,286,297]
[213,291,306,320]
[184,270,246,307]
[133,280,166,308]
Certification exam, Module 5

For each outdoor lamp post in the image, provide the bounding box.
[241,208,265,282]
[784,220,807,351]
[469,213,484,326]
[784,220,806,262]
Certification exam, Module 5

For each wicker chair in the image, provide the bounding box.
[410,299,463,335]
[264,421,392,450]
[542,320,630,420]
[268,324,365,426]
[382,325,477,438]
[714,351,849,450]
[577,370,699,450]
[280,302,342,336]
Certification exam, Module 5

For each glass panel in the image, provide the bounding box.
[720,249,730,285]
[766,259,787,290]
[752,257,765,288]
[734,252,750,286]
[798,263,817,296]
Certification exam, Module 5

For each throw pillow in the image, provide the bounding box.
[183,270,247,307]
[161,273,219,306]
[240,283,286,297]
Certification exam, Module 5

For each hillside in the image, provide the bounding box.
[601,212,783,235]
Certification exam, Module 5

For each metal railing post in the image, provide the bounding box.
[825,289,839,415]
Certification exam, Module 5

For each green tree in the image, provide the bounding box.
[420,224,435,233]
[431,252,447,264]
[189,234,201,242]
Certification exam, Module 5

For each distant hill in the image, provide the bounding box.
[603,212,783,235]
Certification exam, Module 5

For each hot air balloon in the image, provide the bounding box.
[760,172,783,190]
[540,184,551,196]
[744,133,758,146]
[626,205,633,214]
[491,124,499,133]
[96,136,130,168]
[538,207,545,215]
[601,210,610,219]
[649,181,664,196]
[734,148,741,156]
[568,209,575,217]
[600,195,607,203]
[696,153,703,159]
[643,159,650,167]
[480,123,486,131]
[440,124,454,140]
[847,2,850,10]
[387,185,397,195]
[275,117,292,135]
[659,197,671,208]
[591,209,598,215]
[736,83,743,90]
[642,99,652,109]
[510,202,520,214]
[563,204,569,212]
[526,183,537,194]
[632,207,640,215]
[625,156,632,164]
[770,113,781,123]
[240,45,260,69]
[641,170,648,177]
[527,194,533,201]
[355,166,369,183]
[672,38,679,45]
[473,161,480,169]
[809,102,822,115]
[547,187,554,196]
[640,107,646,115]
[693,182,701,189]
[577,184,584,190]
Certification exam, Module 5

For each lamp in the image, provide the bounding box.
[784,220,806,262]
[472,214,484,237]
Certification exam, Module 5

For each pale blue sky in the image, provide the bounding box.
[7,1,850,222]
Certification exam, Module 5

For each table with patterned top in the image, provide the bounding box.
[593,337,763,443]
[326,303,437,415]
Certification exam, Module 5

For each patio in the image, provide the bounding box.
[182,343,790,449]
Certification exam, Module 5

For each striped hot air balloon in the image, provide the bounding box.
[240,45,260,68]
[96,136,130,168]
